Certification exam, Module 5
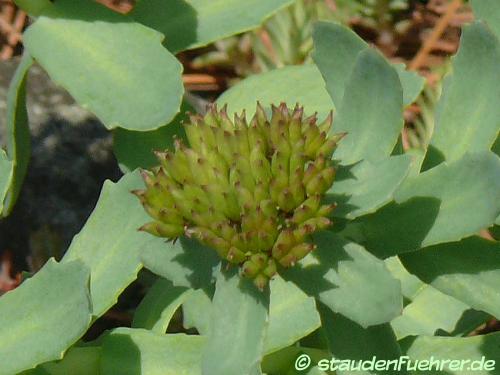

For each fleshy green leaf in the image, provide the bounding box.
[471,0,500,41]
[339,197,441,259]
[400,236,500,320]
[332,48,403,164]
[312,21,366,108]
[391,286,469,340]
[113,101,192,173]
[0,151,13,214]
[0,259,91,375]
[283,232,402,328]
[319,305,405,375]
[312,21,424,108]
[101,328,205,375]
[393,63,426,108]
[386,257,472,339]
[181,277,321,356]
[202,269,269,375]
[40,347,101,375]
[327,155,411,219]
[62,171,154,317]
[385,257,425,300]
[402,332,500,374]
[261,346,331,375]
[345,152,500,257]
[13,0,51,16]
[182,288,213,335]
[23,0,183,131]
[217,64,334,120]
[131,0,293,53]
[132,278,191,333]
[394,152,500,247]
[1,51,32,217]
[428,22,500,164]
[265,276,321,354]
[141,236,220,289]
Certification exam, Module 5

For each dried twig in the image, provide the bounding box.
[409,0,462,71]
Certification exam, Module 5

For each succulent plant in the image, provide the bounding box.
[134,103,344,289]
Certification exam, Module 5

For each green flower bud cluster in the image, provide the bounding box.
[134,102,344,289]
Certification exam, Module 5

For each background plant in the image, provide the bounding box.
[0,0,499,374]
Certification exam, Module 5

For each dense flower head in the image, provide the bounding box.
[134,102,344,289]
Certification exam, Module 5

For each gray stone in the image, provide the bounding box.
[0,58,121,269]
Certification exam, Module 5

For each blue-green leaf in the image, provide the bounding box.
[327,155,412,219]
[0,259,91,375]
[332,48,403,164]
[132,278,191,333]
[471,0,500,41]
[141,236,220,289]
[101,328,205,374]
[402,332,500,375]
[113,101,191,173]
[62,171,154,317]
[1,51,32,217]
[429,22,500,164]
[23,0,183,131]
[132,0,293,53]
[319,306,405,375]
[283,232,402,327]
[395,152,500,247]
[217,64,334,120]
[401,236,500,320]
[202,269,269,375]
[312,21,424,108]
[265,276,321,354]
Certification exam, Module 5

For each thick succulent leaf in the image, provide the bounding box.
[182,288,213,335]
[0,151,13,214]
[113,101,192,173]
[40,347,101,375]
[385,257,425,300]
[132,278,191,333]
[385,257,472,339]
[141,236,220,289]
[101,328,205,374]
[400,236,500,320]
[471,0,500,44]
[283,232,402,328]
[14,0,51,16]
[2,51,32,217]
[327,155,411,219]
[332,48,403,164]
[339,197,441,259]
[429,22,500,164]
[312,21,424,108]
[319,306,405,375]
[182,278,320,356]
[261,346,331,375]
[217,64,334,120]
[62,171,153,317]
[402,332,500,374]
[393,63,426,107]
[202,269,269,375]
[395,152,500,246]
[391,286,469,340]
[23,0,183,131]
[345,152,500,257]
[265,276,321,355]
[312,21,366,107]
[131,0,293,53]
[0,259,91,375]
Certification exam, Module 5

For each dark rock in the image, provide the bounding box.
[0,58,121,270]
